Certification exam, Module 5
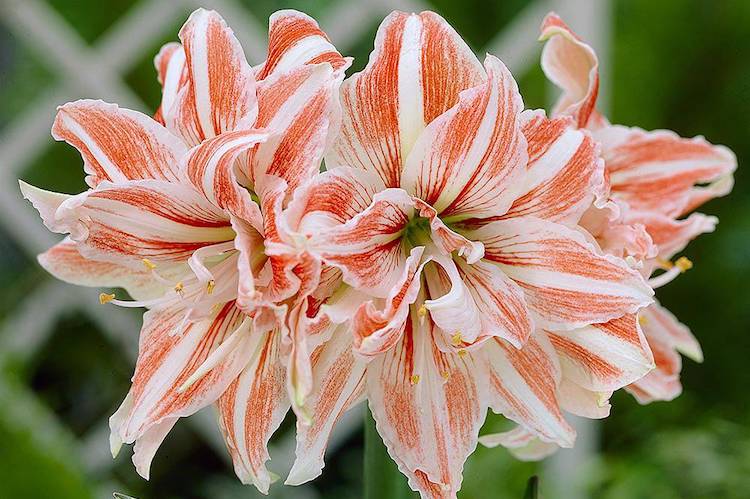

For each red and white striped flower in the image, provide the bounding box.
[279,11,655,497]
[20,9,348,493]
[539,13,735,404]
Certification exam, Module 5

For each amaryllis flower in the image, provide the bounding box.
[278,11,655,497]
[539,12,735,403]
[20,8,348,493]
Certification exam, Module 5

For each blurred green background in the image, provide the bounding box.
[1,0,748,498]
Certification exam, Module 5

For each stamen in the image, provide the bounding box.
[417,305,427,317]
[206,279,216,295]
[451,332,463,346]
[142,258,157,270]
[174,282,184,296]
[99,293,115,304]
[638,314,648,326]
[410,374,421,385]
[458,349,467,358]
[675,256,693,272]
[441,371,451,380]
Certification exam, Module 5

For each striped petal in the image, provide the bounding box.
[51,100,186,187]
[55,180,233,266]
[110,303,254,479]
[503,110,603,225]
[328,11,483,188]
[216,330,289,493]
[257,9,351,79]
[627,303,702,404]
[547,313,654,392]
[597,125,736,218]
[367,314,487,498]
[168,9,258,146]
[402,55,527,220]
[286,327,366,485]
[479,426,559,461]
[310,188,414,297]
[285,166,384,235]
[38,237,173,301]
[248,62,343,193]
[184,128,268,226]
[424,254,533,348]
[472,216,653,330]
[483,333,575,447]
[352,247,427,357]
[153,42,187,124]
[632,211,717,265]
[539,13,600,128]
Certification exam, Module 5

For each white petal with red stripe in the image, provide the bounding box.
[402,55,527,220]
[328,11,483,188]
[167,9,258,145]
[547,314,654,392]
[483,333,575,447]
[367,315,487,497]
[52,100,186,187]
[472,216,653,330]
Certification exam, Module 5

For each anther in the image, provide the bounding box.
[410,374,421,385]
[174,282,184,295]
[99,293,115,304]
[675,256,693,273]
[458,349,467,358]
[417,305,427,317]
[142,258,157,270]
[206,279,216,295]
[451,332,463,346]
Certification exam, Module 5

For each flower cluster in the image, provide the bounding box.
[20,8,735,498]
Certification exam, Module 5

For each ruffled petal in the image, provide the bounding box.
[284,166,384,235]
[167,9,258,146]
[402,55,527,220]
[472,216,653,330]
[629,211,717,265]
[328,11,483,188]
[597,125,736,218]
[249,62,343,193]
[38,237,173,301]
[539,13,600,128]
[216,330,289,493]
[479,425,559,461]
[153,42,187,124]
[367,314,487,498]
[110,303,254,478]
[483,333,575,447]
[353,247,427,356]
[503,110,603,225]
[52,180,233,266]
[258,9,351,79]
[627,303,702,404]
[51,100,186,187]
[424,254,533,348]
[184,127,267,226]
[310,188,414,297]
[547,313,654,392]
[286,328,366,485]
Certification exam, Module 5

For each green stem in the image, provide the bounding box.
[364,407,416,499]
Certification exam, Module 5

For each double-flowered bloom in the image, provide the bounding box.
[20,7,735,499]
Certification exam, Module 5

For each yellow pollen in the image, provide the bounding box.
[410,374,421,385]
[458,349,467,358]
[451,332,463,346]
[141,258,157,270]
[206,279,216,295]
[638,315,648,326]
[656,258,674,270]
[99,293,115,304]
[174,282,184,294]
[417,305,427,317]
[675,256,693,273]
[441,371,450,380]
